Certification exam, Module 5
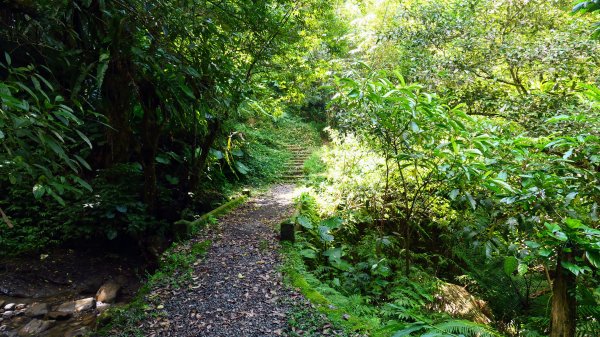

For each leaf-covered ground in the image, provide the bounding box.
[140,184,355,337]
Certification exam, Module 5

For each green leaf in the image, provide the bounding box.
[116,205,128,213]
[180,83,196,99]
[210,148,223,160]
[319,225,334,242]
[585,251,600,268]
[320,216,343,229]
[72,176,92,192]
[74,155,92,170]
[565,218,583,229]
[155,154,170,164]
[503,256,518,276]
[299,249,317,259]
[449,189,460,200]
[490,178,515,193]
[296,215,313,229]
[517,263,528,276]
[76,130,92,149]
[563,148,574,160]
[234,161,249,175]
[561,261,583,276]
[33,184,46,199]
[465,192,477,210]
[553,230,568,242]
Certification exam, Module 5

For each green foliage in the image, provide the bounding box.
[0,62,92,204]
[390,319,501,337]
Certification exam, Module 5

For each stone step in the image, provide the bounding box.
[281,175,304,180]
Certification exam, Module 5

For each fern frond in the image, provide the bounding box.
[392,318,501,337]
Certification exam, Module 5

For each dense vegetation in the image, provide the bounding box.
[0,0,335,254]
[1,1,599,337]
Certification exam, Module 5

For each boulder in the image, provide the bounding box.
[95,280,121,303]
[18,319,55,336]
[2,304,14,311]
[25,303,48,318]
[56,297,95,315]
[56,302,75,314]
[47,311,70,320]
[13,305,24,311]
[74,298,95,312]
[430,283,493,324]
[1,312,13,319]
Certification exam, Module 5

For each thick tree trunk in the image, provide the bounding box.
[138,80,162,214]
[550,249,577,337]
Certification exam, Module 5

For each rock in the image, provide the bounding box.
[74,298,95,312]
[56,297,95,315]
[95,301,110,312]
[56,302,75,314]
[96,280,121,303]
[25,303,48,318]
[47,311,71,320]
[280,220,295,242]
[14,305,24,311]
[0,301,4,308]
[17,319,55,336]
[2,311,13,318]
[430,282,494,324]
[3,304,14,311]
[64,327,88,337]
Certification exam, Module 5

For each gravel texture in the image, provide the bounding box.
[143,184,301,337]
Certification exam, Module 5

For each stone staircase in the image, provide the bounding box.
[281,144,311,182]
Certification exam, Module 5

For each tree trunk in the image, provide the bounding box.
[138,80,162,214]
[189,119,221,191]
[550,249,577,337]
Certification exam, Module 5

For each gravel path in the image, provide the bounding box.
[143,184,300,337]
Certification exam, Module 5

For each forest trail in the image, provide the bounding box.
[143,184,301,337]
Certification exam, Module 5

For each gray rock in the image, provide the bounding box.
[25,303,48,318]
[2,304,14,311]
[13,305,24,311]
[56,302,75,314]
[47,311,70,320]
[17,319,55,336]
[95,280,121,303]
[74,298,95,312]
[1,311,13,318]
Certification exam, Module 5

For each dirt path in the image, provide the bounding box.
[143,184,300,337]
